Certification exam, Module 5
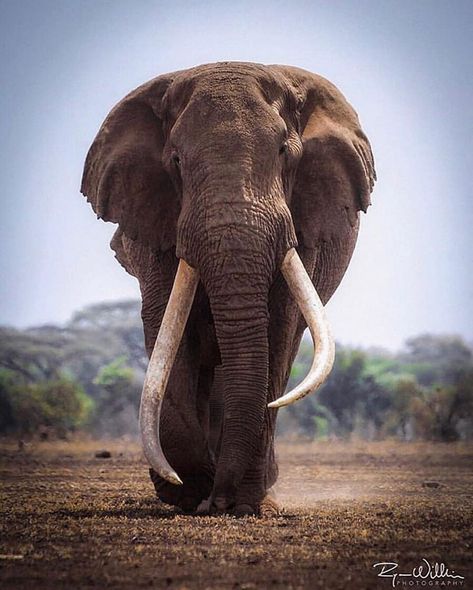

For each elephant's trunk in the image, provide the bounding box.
[201,250,271,505]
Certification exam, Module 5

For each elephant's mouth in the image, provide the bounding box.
[138,247,335,485]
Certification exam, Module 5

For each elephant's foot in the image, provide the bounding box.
[149,469,213,513]
[194,495,254,516]
[233,488,280,517]
[195,497,212,514]
[194,487,280,517]
[259,488,281,516]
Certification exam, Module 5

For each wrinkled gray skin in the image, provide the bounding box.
[81,62,375,516]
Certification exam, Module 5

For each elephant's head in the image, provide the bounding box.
[81,63,375,487]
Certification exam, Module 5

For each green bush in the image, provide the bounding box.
[90,357,142,437]
[1,373,93,436]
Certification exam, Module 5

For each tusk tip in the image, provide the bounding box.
[166,471,183,486]
[166,472,183,485]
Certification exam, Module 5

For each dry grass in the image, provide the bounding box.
[1,438,472,589]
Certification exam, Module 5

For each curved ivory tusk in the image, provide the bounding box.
[139,259,199,485]
[268,248,335,409]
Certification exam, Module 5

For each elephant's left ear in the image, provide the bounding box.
[271,65,376,247]
[81,72,180,252]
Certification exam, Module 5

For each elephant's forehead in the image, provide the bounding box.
[189,87,266,117]
[181,61,276,85]
[170,62,286,107]
[173,88,285,144]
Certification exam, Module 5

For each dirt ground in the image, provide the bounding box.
[1,439,472,589]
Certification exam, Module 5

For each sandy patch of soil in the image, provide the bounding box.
[1,439,472,589]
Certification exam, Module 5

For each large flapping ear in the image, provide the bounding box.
[271,66,376,249]
[81,72,181,252]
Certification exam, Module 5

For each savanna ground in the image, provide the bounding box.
[1,439,472,589]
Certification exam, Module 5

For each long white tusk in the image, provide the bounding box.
[268,248,335,409]
[139,259,199,485]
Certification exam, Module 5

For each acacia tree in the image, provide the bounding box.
[409,371,473,441]
[400,334,472,386]
[67,300,148,372]
[317,348,368,437]
[0,327,67,382]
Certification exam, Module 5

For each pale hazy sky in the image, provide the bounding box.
[0,0,472,349]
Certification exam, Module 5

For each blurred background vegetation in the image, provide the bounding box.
[1,300,472,442]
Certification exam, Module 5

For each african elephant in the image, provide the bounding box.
[81,62,375,516]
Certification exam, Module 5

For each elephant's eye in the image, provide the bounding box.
[172,153,181,168]
[279,142,289,156]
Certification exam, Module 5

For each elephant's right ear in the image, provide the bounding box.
[271,65,376,250]
[81,74,179,252]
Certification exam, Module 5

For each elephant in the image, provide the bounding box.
[81,62,376,516]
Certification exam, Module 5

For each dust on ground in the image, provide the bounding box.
[1,439,472,589]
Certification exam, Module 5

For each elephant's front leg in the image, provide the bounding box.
[204,300,303,516]
[228,409,282,516]
[230,342,305,515]
[136,252,214,511]
[149,339,215,512]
